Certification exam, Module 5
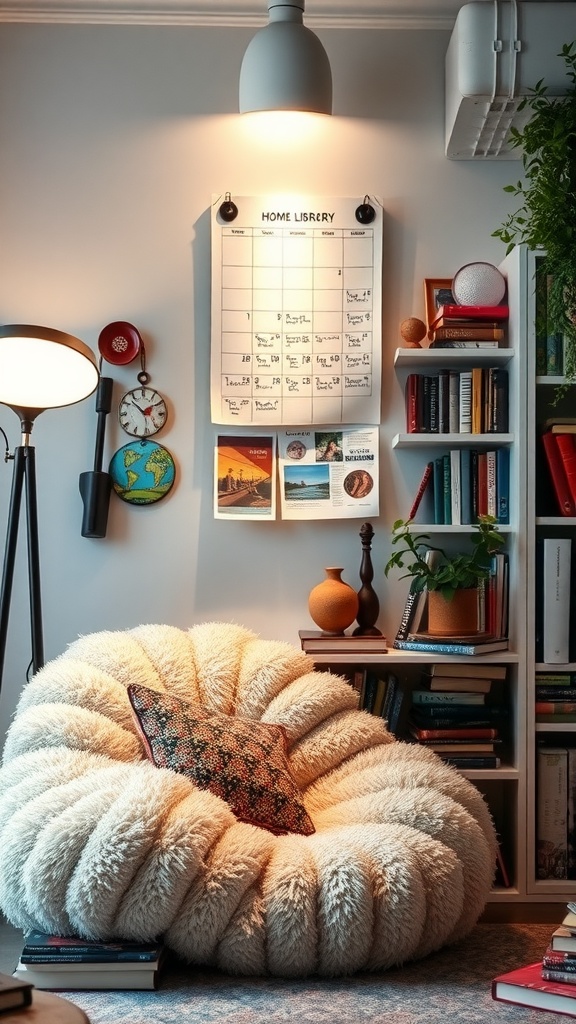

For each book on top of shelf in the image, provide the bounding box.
[429,340,501,349]
[492,961,576,1017]
[393,636,509,655]
[429,304,509,330]
[0,971,33,1013]
[298,631,388,654]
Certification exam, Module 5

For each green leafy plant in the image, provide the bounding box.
[384,515,505,601]
[492,42,576,393]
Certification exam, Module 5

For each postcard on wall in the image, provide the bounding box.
[278,426,379,521]
[210,195,383,426]
[214,434,276,520]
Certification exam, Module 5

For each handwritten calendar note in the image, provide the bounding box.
[210,196,383,426]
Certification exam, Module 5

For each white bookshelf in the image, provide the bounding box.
[511,243,576,904]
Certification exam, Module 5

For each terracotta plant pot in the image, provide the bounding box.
[308,567,359,636]
[426,587,479,637]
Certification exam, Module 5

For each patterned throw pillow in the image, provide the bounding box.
[127,684,315,836]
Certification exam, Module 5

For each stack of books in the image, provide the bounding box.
[492,905,576,1016]
[535,672,576,725]
[427,302,508,347]
[406,663,508,768]
[13,931,167,990]
[393,573,509,656]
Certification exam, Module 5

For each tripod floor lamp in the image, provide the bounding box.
[0,325,99,694]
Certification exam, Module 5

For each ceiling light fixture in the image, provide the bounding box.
[239,1,333,115]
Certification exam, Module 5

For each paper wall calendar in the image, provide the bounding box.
[210,195,383,426]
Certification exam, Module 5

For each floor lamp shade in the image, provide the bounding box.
[0,325,99,422]
[239,1,333,114]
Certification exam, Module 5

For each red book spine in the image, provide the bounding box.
[405,374,420,432]
[411,727,498,740]
[408,462,433,520]
[541,432,576,515]
[554,433,576,506]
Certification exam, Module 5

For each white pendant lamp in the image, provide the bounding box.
[239,1,333,115]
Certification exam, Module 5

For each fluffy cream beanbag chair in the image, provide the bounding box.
[0,622,497,977]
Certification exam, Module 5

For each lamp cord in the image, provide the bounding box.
[0,427,10,461]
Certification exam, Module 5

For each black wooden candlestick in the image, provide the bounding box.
[353,522,382,636]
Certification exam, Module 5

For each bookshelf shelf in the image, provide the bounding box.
[392,432,513,449]
[406,523,513,534]
[394,347,514,368]
[536,517,576,527]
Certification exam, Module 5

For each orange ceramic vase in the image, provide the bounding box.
[308,567,359,636]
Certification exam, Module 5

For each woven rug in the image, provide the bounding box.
[62,924,565,1023]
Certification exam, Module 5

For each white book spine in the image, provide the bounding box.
[543,537,572,663]
[450,449,461,525]
[537,747,568,879]
[448,371,460,433]
[458,371,472,433]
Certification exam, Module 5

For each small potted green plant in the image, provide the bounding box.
[384,514,506,636]
[492,42,576,393]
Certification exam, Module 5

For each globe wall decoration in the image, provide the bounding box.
[109,439,176,505]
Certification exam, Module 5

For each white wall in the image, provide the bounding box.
[0,22,520,745]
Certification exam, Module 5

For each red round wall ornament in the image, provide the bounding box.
[98,321,142,365]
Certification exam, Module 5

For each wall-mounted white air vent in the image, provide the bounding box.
[446,0,576,159]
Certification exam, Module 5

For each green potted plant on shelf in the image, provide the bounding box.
[384,514,506,636]
[492,41,576,392]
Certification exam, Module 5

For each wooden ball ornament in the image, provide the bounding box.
[400,317,427,348]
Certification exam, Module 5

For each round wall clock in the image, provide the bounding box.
[109,439,176,505]
[118,386,168,438]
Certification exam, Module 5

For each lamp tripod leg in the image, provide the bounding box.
[24,446,44,674]
[0,447,27,691]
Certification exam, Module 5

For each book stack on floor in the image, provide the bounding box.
[13,931,166,990]
[406,663,508,768]
[492,905,576,1017]
[427,302,508,348]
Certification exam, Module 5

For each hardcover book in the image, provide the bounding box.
[541,431,576,516]
[393,637,509,655]
[492,961,576,1017]
[429,304,509,330]
[298,631,388,654]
